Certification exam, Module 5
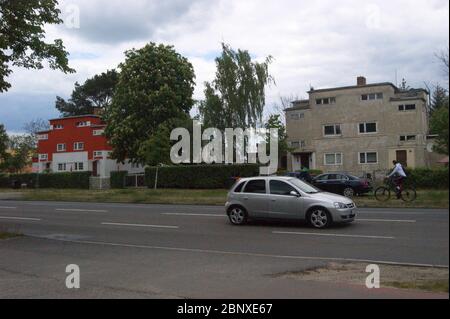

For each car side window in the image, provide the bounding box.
[327,174,338,180]
[270,180,297,196]
[316,174,329,181]
[243,180,266,194]
[233,181,245,193]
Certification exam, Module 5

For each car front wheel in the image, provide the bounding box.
[308,208,332,229]
[228,206,248,225]
[343,187,355,198]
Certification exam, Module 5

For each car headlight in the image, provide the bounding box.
[334,202,347,209]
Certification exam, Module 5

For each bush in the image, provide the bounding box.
[0,172,91,189]
[145,164,260,189]
[405,168,449,189]
[110,171,128,189]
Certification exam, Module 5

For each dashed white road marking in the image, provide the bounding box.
[101,222,179,229]
[56,208,108,213]
[0,216,41,221]
[357,218,416,223]
[162,213,223,217]
[272,231,395,240]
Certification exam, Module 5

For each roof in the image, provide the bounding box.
[49,114,101,122]
[238,176,293,181]
[308,82,398,94]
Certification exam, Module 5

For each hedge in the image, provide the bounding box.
[145,164,260,189]
[110,171,128,189]
[0,172,91,189]
[404,168,449,189]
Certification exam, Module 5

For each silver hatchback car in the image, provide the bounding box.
[225,176,356,229]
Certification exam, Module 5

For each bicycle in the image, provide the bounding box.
[374,177,417,202]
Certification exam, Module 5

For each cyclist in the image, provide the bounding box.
[387,160,407,199]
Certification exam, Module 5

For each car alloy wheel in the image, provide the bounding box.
[228,207,247,225]
[343,187,355,198]
[309,209,330,229]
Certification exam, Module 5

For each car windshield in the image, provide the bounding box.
[289,178,321,194]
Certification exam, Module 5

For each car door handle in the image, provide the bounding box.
[243,197,249,200]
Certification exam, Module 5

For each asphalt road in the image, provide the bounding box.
[0,200,448,299]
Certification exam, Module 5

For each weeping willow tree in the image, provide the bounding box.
[199,43,273,130]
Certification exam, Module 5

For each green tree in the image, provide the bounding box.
[199,43,273,130]
[430,106,449,155]
[105,43,195,163]
[0,123,8,162]
[2,135,34,173]
[430,84,449,114]
[264,114,292,160]
[56,70,119,116]
[0,0,75,92]
[23,118,50,148]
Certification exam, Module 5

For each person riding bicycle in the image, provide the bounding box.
[387,160,407,199]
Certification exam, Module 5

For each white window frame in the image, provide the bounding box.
[93,129,104,136]
[400,135,416,142]
[290,141,300,149]
[37,134,48,140]
[58,163,67,171]
[74,162,84,171]
[316,97,336,105]
[54,124,64,130]
[56,143,66,152]
[93,151,103,158]
[76,121,90,127]
[324,153,343,166]
[359,122,378,134]
[323,124,342,137]
[74,142,84,151]
[361,93,383,101]
[398,104,416,112]
[38,154,48,161]
[359,152,378,164]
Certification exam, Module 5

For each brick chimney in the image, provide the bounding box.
[357,76,367,86]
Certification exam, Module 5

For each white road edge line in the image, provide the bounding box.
[162,213,223,217]
[33,237,449,269]
[0,207,17,209]
[272,231,395,240]
[0,216,41,221]
[357,218,416,223]
[56,208,108,213]
[101,222,179,229]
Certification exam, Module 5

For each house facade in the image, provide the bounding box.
[32,114,144,177]
[285,77,436,175]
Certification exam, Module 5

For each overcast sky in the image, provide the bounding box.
[1,0,449,133]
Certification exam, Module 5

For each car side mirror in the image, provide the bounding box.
[290,191,300,197]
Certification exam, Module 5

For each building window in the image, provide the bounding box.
[290,141,300,148]
[400,135,416,142]
[37,134,48,140]
[359,122,377,134]
[324,153,343,165]
[56,143,66,152]
[359,152,378,164]
[38,154,48,161]
[58,163,66,171]
[74,162,84,171]
[324,124,342,136]
[53,124,64,130]
[361,93,383,101]
[93,151,103,158]
[93,129,104,136]
[74,142,84,151]
[76,121,90,127]
[398,104,416,111]
[316,97,336,105]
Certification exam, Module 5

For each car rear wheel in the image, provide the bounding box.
[343,187,355,198]
[228,206,248,225]
[308,208,332,229]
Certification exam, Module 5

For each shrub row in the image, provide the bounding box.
[145,164,260,189]
[404,168,449,189]
[0,172,91,189]
[110,171,128,189]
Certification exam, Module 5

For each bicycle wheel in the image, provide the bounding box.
[375,186,391,202]
[401,187,417,202]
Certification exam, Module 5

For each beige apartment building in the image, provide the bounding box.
[285,76,437,176]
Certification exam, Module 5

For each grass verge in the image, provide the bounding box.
[2,188,449,208]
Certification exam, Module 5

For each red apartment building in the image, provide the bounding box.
[33,114,144,177]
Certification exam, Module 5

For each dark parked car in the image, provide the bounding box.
[286,171,313,183]
[312,173,372,197]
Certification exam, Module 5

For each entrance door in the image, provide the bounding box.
[300,154,310,169]
[396,150,408,167]
[93,161,98,176]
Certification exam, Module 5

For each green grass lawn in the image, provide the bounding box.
[5,188,448,208]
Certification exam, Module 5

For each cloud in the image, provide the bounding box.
[0,0,448,131]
